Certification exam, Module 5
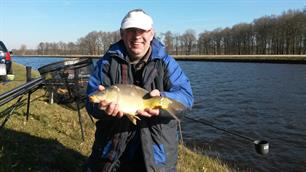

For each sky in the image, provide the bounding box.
[1,0,305,49]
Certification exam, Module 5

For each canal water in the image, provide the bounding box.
[13,56,306,172]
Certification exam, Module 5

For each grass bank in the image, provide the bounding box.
[0,62,231,172]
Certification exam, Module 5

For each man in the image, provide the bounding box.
[85,9,193,172]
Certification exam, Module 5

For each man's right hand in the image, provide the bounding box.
[97,85,124,118]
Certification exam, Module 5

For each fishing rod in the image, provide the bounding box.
[184,115,269,155]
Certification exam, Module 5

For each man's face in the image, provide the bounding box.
[121,28,154,60]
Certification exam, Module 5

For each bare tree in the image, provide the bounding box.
[181,29,197,55]
[162,31,174,54]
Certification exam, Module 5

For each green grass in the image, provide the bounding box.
[0,62,232,172]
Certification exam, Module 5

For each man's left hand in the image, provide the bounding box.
[137,89,160,117]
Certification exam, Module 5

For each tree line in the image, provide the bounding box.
[14,8,306,56]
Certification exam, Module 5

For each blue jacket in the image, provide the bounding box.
[85,38,193,172]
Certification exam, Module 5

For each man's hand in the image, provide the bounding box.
[137,89,160,117]
[97,85,124,118]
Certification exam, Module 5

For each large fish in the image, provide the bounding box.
[88,84,186,125]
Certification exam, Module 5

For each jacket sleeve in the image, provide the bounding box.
[160,55,194,109]
[85,57,113,120]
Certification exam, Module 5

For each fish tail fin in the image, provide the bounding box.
[126,114,141,125]
[170,100,186,112]
[163,98,186,122]
[167,106,181,122]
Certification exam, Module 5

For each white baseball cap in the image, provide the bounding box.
[121,9,153,31]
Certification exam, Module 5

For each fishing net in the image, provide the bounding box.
[38,58,93,109]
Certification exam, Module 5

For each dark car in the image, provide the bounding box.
[0,41,13,75]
